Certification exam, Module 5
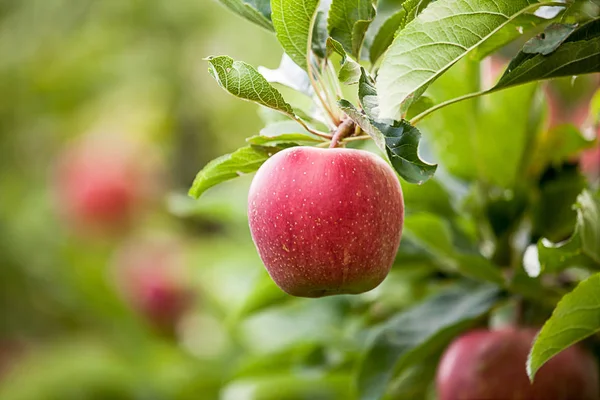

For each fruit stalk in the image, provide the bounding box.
[329,118,356,148]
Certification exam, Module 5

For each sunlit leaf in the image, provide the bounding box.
[377,0,536,119]
[189,145,292,199]
[271,0,320,71]
[326,37,361,84]
[207,56,295,116]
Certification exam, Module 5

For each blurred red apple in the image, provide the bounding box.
[0,340,25,379]
[113,236,194,333]
[248,147,404,298]
[54,134,157,234]
[436,328,599,400]
[481,56,508,89]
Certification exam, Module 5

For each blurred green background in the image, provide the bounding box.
[0,1,598,400]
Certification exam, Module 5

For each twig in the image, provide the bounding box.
[329,118,356,148]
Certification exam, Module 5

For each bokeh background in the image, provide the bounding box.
[0,1,598,400]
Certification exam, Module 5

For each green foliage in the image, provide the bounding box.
[271,0,320,71]
[538,190,600,272]
[376,0,536,119]
[326,38,362,84]
[328,0,376,59]
[217,0,274,30]
[357,283,500,400]
[528,272,600,380]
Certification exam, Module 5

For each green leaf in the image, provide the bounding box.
[339,100,437,184]
[369,9,406,65]
[402,178,455,218]
[246,132,323,145]
[326,37,362,84]
[495,18,600,90]
[312,10,329,58]
[328,0,376,59]
[527,272,600,381]
[470,14,546,60]
[189,145,290,199]
[369,0,436,64]
[357,283,500,400]
[523,23,578,55]
[377,0,537,120]
[385,354,438,400]
[538,190,600,272]
[217,0,274,31]
[419,58,539,188]
[222,374,355,400]
[403,213,505,285]
[271,0,320,71]
[207,56,295,116]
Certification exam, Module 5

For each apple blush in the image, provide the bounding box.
[248,146,404,298]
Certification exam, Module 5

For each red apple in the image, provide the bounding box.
[54,135,156,234]
[113,237,194,333]
[247,147,404,298]
[436,328,600,400]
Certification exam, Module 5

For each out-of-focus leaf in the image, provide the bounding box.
[271,0,319,71]
[217,0,273,31]
[189,145,291,199]
[385,353,438,400]
[495,19,600,90]
[403,213,505,285]
[538,190,600,272]
[222,374,356,400]
[326,38,361,85]
[402,178,455,218]
[528,124,596,177]
[357,283,501,400]
[420,59,539,188]
[207,56,294,116]
[328,0,376,59]
[339,100,437,184]
[377,0,535,119]
[527,272,600,381]
[533,166,587,242]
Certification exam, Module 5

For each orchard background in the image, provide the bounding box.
[0,0,599,399]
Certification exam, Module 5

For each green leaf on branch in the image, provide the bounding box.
[326,38,361,84]
[328,0,376,60]
[523,23,578,55]
[495,18,600,90]
[357,283,501,400]
[527,272,600,381]
[217,0,273,31]
[271,0,319,71]
[207,56,295,117]
[377,0,538,120]
[189,145,291,199]
[538,190,600,272]
[339,100,437,184]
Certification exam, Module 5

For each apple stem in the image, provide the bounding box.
[329,119,356,148]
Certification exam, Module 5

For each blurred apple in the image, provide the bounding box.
[436,328,600,400]
[248,147,404,298]
[0,340,25,379]
[112,236,195,334]
[54,133,159,235]
[481,55,508,89]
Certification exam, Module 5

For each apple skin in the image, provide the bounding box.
[436,328,600,400]
[248,147,404,298]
